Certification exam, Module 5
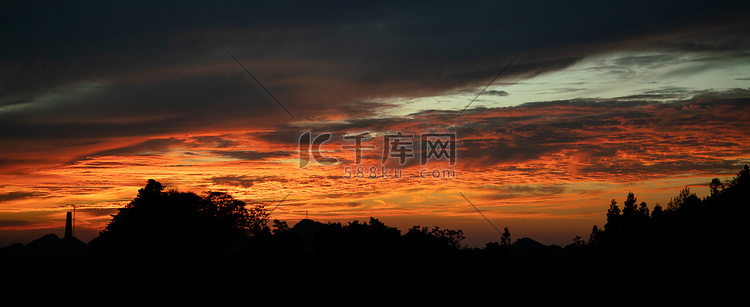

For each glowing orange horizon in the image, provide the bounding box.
[1,98,749,247]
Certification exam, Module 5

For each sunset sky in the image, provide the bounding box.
[2,1,750,247]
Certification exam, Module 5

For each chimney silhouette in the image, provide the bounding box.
[65,211,73,239]
[64,211,74,259]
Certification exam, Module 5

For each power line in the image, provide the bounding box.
[457,51,522,117]
[268,191,292,214]
[460,192,503,236]
[225,48,295,118]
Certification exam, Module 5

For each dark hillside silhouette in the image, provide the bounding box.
[574,165,750,280]
[0,233,86,302]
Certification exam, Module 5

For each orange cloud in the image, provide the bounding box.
[1,96,748,246]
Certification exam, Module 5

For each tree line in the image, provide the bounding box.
[80,165,749,284]
[4,165,747,301]
[568,165,749,278]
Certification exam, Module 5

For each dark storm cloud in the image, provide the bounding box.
[469,97,750,179]
[185,135,236,148]
[0,99,32,108]
[211,175,288,188]
[4,0,748,102]
[483,90,510,97]
[480,184,569,200]
[0,71,288,140]
[1,0,749,171]
[87,138,186,157]
[0,191,44,202]
[74,135,291,162]
[261,93,750,181]
[0,220,33,228]
[211,150,292,161]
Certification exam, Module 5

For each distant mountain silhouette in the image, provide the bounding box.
[289,218,325,263]
[509,237,562,264]
[3,233,86,255]
[0,233,86,303]
[510,237,559,256]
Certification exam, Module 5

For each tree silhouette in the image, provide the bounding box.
[400,224,466,277]
[202,191,270,236]
[636,201,650,224]
[730,164,750,187]
[572,235,585,247]
[667,186,700,213]
[501,227,511,247]
[271,219,289,235]
[589,225,601,244]
[604,199,621,234]
[622,192,637,222]
[79,179,270,292]
[651,203,664,220]
[576,165,750,280]
[709,178,724,196]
